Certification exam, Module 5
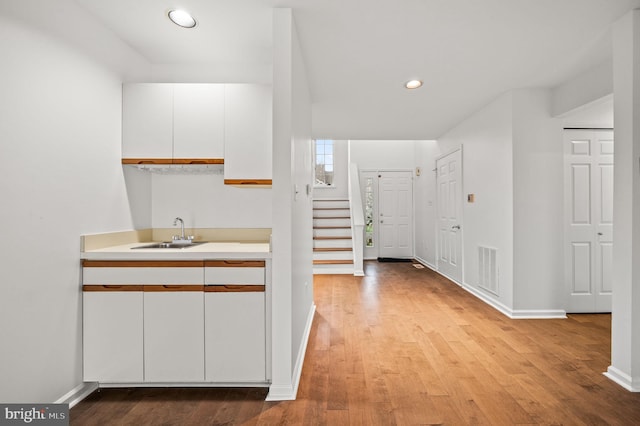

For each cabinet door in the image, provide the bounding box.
[122,84,173,159]
[224,84,272,181]
[83,288,143,382]
[173,84,225,159]
[144,288,204,382]
[205,290,266,382]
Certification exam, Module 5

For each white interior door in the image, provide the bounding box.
[437,149,463,283]
[564,129,613,313]
[378,171,413,259]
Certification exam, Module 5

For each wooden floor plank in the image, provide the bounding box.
[71,261,640,425]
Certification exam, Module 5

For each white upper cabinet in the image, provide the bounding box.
[122,84,173,160]
[224,84,272,183]
[122,83,225,163]
[173,84,225,159]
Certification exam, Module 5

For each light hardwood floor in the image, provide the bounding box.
[71,261,640,425]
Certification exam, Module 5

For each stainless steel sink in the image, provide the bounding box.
[131,241,206,249]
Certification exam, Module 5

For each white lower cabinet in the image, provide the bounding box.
[144,287,205,382]
[83,287,144,382]
[205,290,266,382]
[82,259,268,385]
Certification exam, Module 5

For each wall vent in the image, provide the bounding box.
[478,246,498,295]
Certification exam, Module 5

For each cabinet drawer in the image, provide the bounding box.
[204,267,264,285]
[83,267,203,285]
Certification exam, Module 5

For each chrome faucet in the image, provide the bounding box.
[173,217,186,240]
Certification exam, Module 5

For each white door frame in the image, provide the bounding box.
[435,147,464,285]
[359,169,414,260]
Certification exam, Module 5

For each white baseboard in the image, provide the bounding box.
[457,282,514,317]
[99,382,270,388]
[509,309,567,319]
[604,366,640,392]
[266,303,316,401]
[265,383,296,401]
[413,256,436,271]
[461,281,566,319]
[425,265,567,320]
[55,382,98,408]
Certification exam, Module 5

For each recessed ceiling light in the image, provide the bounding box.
[405,80,423,89]
[168,9,197,28]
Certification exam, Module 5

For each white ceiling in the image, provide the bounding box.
[72,1,640,138]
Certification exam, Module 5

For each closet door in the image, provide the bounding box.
[564,129,614,313]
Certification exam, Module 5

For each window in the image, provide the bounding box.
[314,139,334,186]
[364,177,374,247]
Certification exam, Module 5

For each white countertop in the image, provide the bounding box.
[81,241,271,260]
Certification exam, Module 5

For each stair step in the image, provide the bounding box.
[314,238,353,249]
[313,247,353,252]
[313,207,350,211]
[313,263,355,275]
[314,225,350,229]
[313,200,350,209]
[313,216,350,219]
[313,259,354,265]
[313,250,353,260]
[314,236,352,240]
[314,227,352,237]
[314,218,351,227]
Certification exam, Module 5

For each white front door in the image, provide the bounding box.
[437,149,463,283]
[378,171,413,259]
[564,129,614,313]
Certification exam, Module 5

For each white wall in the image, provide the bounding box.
[552,60,613,117]
[150,173,272,229]
[422,89,569,316]
[0,9,149,402]
[313,139,348,200]
[269,8,313,400]
[512,89,564,312]
[437,92,515,310]
[150,63,272,85]
[350,140,417,171]
[290,19,314,376]
[560,95,614,129]
[414,141,439,267]
[608,9,640,391]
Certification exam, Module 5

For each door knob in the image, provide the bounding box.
[452,225,461,230]
[597,232,603,236]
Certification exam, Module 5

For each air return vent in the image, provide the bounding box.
[478,246,498,295]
